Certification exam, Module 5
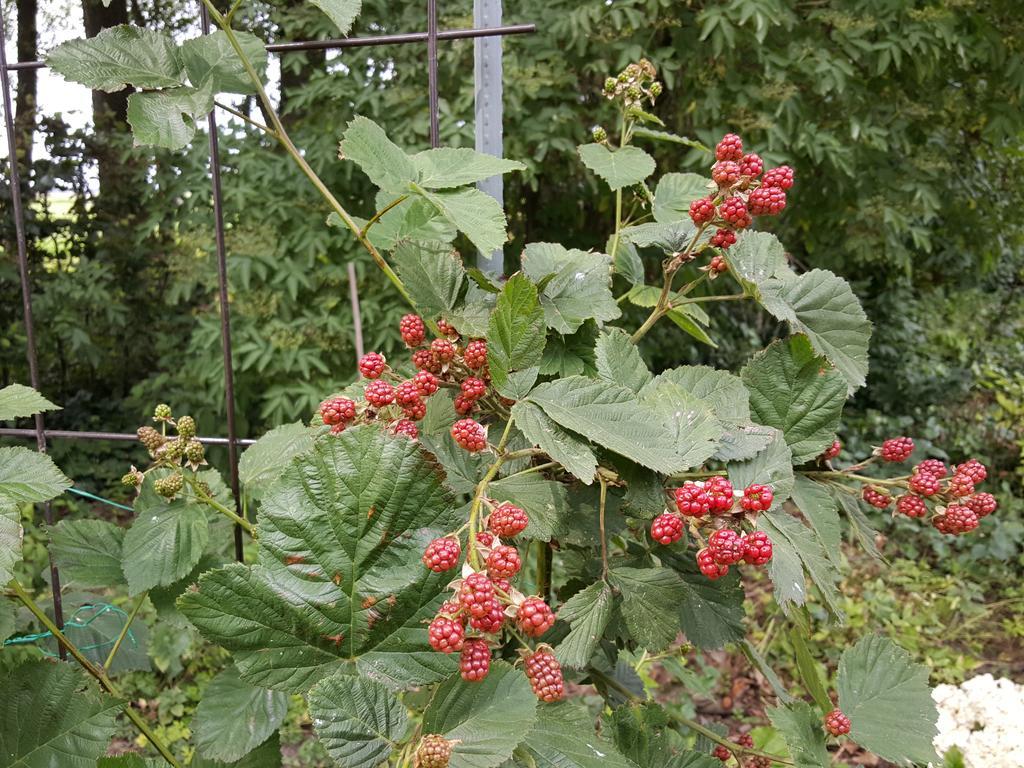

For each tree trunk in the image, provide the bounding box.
[14,0,38,172]
[82,0,131,195]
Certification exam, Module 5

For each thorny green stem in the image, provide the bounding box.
[502,461,560,481]
[104,590,147,670]
[360,195,409,238]
[213,100,273,134]
[10,580,182,767]
[598,475,610,579]
[186,476,256,536]
[467,421,531,568]
[804,471,908,488]
[630,225,709,344]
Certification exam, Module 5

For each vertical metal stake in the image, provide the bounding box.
[200,3,245,562]
[0,8,66,650]
[426,0,440,147]
[473,0,504,275]
[347,263,365,362]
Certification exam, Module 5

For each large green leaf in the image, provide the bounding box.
[578,143,655,190]
[422,661,538,768]
[643,365,750,423]
[191,734,282,768]
[653,173,711,223]
[307,674,408,768]
[179,427,460,693]
[48,519,126,588]
[726,429,795,508]
[759,512,842,617]
[180,31,267,94]
[310,0,362,34]
[193,665,288,763]
[767,702,830,768]
[46,25,184,92]
[726,231,793,293]
[239,422,315,501]
[0,504,21,587]
[518,701,639,768]
[488,472,568,542]
[556,581,614,668]
[0,662,120,767]
[0,447,72,504]
[487,275,546,397]
[620,220,696,254]
[0,384,59,420]
[790,476,841,568]
[521,243,621,333]
[837,636,937,766]
[609,567,686,652]
[416,187,509,255]
[640,382,724,471]
[510,402,597,484]
[659,549,746,650]
[340,116,417,194]
[596,329,653,393]
[126,84,213,150]
[412,148,525,188]
[392,241,466,318]
[539,322,599,378]
[742,337,847,463]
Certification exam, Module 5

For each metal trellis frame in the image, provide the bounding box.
[0,2,533,635]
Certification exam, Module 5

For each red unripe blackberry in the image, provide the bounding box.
[909,472,941,497]
[709,228,736,250]
[689,197,717,226]
[436,318,458,337]
[329,423,346,436]
[736,734,754,749]
[517,597,556,637]
[697,547,729,579]
[364,380,396,408]
[358,351,387,379]
[451,418,487,452]
[914,458,948,478]
[402,400,427,421]
[741,483,774,512]
[675,481,711,517]
[431,338,456,363]
[428,614,465,653]
[762,165,794,190]
[453,394,475,415]
[474,531,495,548]
[861,486,892,509]
[469,599,505,633]
[708,528,746,565]
[319,397,356,426]
[715,133,744,161]
[396,380,422,407]
[491,577,511,595]
[439,599,462,617]
[488,503,529,537]
[650,512,684,545]
[947,472,975,498]
[458,572,496,618]
[523,648,564,702]
[415,734,454,768]
[460,639,491,681]
[934,504,978,535]
[824,708,850,736]
[708,255,729,274]
[720,196,752,228]
[742,530,773,565]
[739,153,763,178]
[464,339,488,370]
[399,314,426,347]
[822,439,842,460]
[712,160,741,187]
[954,458,987,483]
[412,348,441,373]
[747,186,787,216]
[965,492,998,518]
[705,476,735,514]
[895,494,928,518]
[486,544,522,579]
[422,537,461,572]
[713,744,730,761]
[460,377,487,401]
[880,436,914,462]
[393,419,419,439]
[413,370,439,396]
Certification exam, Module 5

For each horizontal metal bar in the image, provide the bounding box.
[6,24,536,71]
[0,427,256,446]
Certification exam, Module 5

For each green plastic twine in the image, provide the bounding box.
[3,602,137,657]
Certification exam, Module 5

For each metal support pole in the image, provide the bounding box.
[474,0,505,275]
[427,0,440,148]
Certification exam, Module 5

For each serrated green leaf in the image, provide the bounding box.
[632,126,708,151]
[726,232,794,293]
[0,662,120,767]
[416,186,508,255]
[489,472,567,542]
[791,477,841,568]
[555,581,613,668]
[654,173,711,223]
[0,384,59,420]
[666,305,717,347]
[307,674,408,768]
[191,733,282,768]
[539,322,598,378]
[596,329,652,393]
[609,567,686,651]
[448,299,494,339]
[521,243,621,333]
[48,519,126,588]
[310,0,362,35]
[742,337,847,463]
[0,504,21,587]
[640,382,724,472]
[620,220,696,254]
[658,549,746,650]
[488,275,546,398]
[789,629,833,714]
[519,701,639,768]
[423,661,538,768]
[340,116,417,194]
[837,636,937,765]
[643,366,750,423]
[511,402,597,484]
[0,447,72,504]
[726,429,795,508]
[611,238,645,286]
[193,665,288,763]
[46,25,184,92]
[126,84,212,150]
[767,702,830,768]
[412,148,525,188]
[391,240,466,318]
[759,511,842,617]
[578,143,655,190]
[180,31,267,94]
[239,422,315,502]
[179,427,460,693]
[835,491,884,561]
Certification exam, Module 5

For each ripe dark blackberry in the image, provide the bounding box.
[720,196,752,228]
[824,708,851,736]
[358,351,387,379]
[762,165,794,190]
[909,472,940,496]
[427,614,465,653]
[392,419,419,439]
[822,439,842,461]
[422,537,461,572]
[399,314,426,347]
[880,436,914,462]
[460,639,491,682]
[739,153,763,178]
[485,544,522,579]
[488,503,529,537]
[650,512,684,545]
[697,547,729,580]
[431,338,456,363]
[741,483,774,512]
[715,133,744,161]
[464,339,488,370]
[523,648,565,702]
[705,476,735,514]
[689,197,717,226]
[319,396,357,426]
[413,370,439,396]
[934,504,978,535]
[458,572,496,618]
[451,419,487,452]
[861,486,892,509]
[954,458,987,483]
[674,481,711,517]
[708,528,746,565]
[415,734,454,768]
[712,160,741,187]
[965,492,998,518]
[747,185,787,216]
[460,377,487,401]
[517,597,555,637]
[947,472,975,498]
[742,530,773,565]
[896,494,928,518]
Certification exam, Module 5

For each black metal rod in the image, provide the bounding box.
[427,0,440,148]
[0,9,66,652]
[200,2,245,563]
[0,428,257,446]
[6,24,537,71]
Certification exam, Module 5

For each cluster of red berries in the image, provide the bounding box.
[650,477,774,580]
[712,732,770,768]
[422,501,563,701]
[854,437,998,536]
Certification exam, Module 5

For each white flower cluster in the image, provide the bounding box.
[932,674,1024,768]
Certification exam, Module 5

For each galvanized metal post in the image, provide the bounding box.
[474,0,505,276]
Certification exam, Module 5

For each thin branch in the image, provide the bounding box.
[186,476,256,535]
[598,475,610,579]
[213,100,275,135]
[104,591,147,670]
[360,195,409,238]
